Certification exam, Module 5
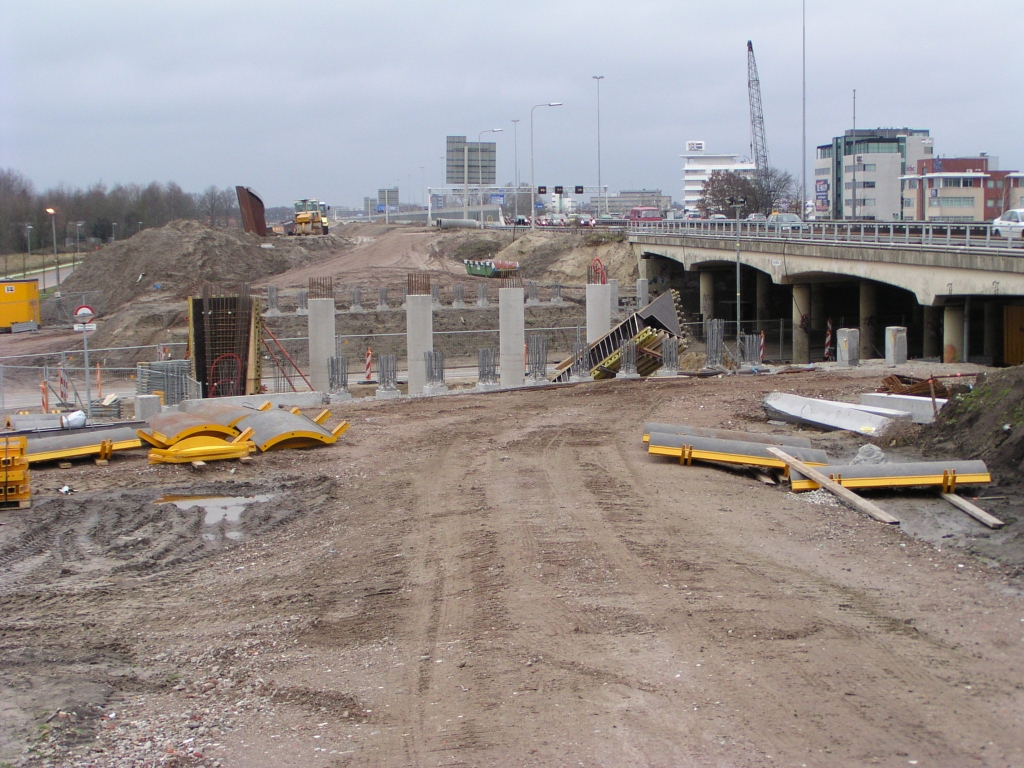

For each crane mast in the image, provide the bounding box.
[746,40,770,190]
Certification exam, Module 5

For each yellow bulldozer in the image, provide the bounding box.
[292,199,330,235]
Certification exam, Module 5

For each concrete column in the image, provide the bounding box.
[699,271,715,321]
[922,305,940,359]
[983,301,998,362]
[636,278,649,308]
[837,328,860,367]
[608,279,619,314]
[859,281,877,359]
[943,305,964,363]
[755,272,770,330]
[307,297,335,392]
[884,326,907,366]
[810,283,825,331]
[791,284,811,364]
[406,294,433,395]
[499,287,525,388]
[586,283,612,344]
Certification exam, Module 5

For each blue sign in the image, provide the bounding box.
[489,194,505,205]
[534,202,544,210]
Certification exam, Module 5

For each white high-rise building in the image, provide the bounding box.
[680,141,756,212]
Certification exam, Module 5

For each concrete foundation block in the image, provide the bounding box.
[837,328,860,367]
[569,374,595,383]
[474,382,502,393]
[422,383,449,396]
[617,372,641,380]
[375,388,401,400]
[885,326,908,366]
[134,394,163,421]
[329,391,353,403]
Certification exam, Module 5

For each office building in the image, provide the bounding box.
[813,128,933,220]
[901,156,1020,222]
[680,142,756,212]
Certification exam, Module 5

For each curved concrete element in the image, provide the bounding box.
[25,426,143,464]
[789,460,990,492]
[235,409,348,452]
[647,432,830,468]
[177,401,268,428]
[641,422,812,448]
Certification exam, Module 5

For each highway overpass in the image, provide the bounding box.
[630,221,1024,366]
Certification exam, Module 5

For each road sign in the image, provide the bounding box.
[73,323,97,331]
[73,304,95,322]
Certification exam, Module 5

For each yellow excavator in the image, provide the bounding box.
[292,199,330,235]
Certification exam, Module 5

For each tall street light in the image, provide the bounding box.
[511,119,520,219]
[478,128,503,225]
[728,196,746,336]
[24,224,32,278]
[530,102,563,230]
[75,221,84,271]
[46,208,60,285]
[592,76,604,216]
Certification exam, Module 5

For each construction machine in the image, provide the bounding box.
[292,199,330,235]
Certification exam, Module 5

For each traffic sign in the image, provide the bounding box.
[73,323,97,331]
[74,304,95,322]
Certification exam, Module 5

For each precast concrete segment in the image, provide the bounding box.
[641,422,812,448]
[176,401,266,429]
[647,432,830,470]
[134,394,162,421]
[25,426,143,464]
[147,435,256,464]
[6,414,67,430]
[137,412,239,448]
[234,408,349,452]
[789,460,991,492]
[586,283,612,344]
[307,297,336,392]
[762,392,901,435]
[837,328,860,367]
[699,271,714,321]
[885,326,908,366]
[406,294,434,396]
[499,287,525,389]
[858,393,946,424]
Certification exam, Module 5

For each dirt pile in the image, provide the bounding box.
[61,220,349,315]
[496,230,636,283]
[925,365,1024,478]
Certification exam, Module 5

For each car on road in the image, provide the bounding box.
[746,212,767,221]
[993,209,1024,240]
[767,213,808,233]
[709,213,728,220]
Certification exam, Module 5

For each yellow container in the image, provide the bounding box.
[0,280,41,330]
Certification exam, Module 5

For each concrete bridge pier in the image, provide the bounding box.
[756,272,770,331]
[307,298,336,392]
[984,301,998,362]
[586,283,612,343]
[810,283,825,331]
[499,287,526,388]
[943,305,964,363]
[859,281,877,359]
[700,272,715,321]
[406,293,434,395]
[792,284,811,364]
[923,306,940,358]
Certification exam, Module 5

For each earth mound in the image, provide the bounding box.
[925,365,1024,479]
[60,220,347,315]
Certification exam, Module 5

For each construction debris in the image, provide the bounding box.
[2,436,31,509]
[939,493,1005,529]
[879,374,950,399]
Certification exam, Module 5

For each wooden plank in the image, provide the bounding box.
[766,447,899,525]
[940,493,1004,529]
[190,460,207,470]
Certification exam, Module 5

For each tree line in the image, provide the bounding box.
[698,167,800,218]
[0,169,240,254]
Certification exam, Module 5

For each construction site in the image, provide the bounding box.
[2,218,1024,768]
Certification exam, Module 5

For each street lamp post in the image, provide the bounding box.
[530,102,563,231]
[46,208,60,285]
[592,76,604,216]
[24,224,32,278]
[511,119,520,220]
[728,196,746,336]
[478,128,503,225]
[75,221,83,271]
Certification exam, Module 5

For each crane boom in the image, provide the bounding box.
[746,40,770,187]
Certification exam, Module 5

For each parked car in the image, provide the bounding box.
[746,212,767,221]
[513,215,530,226]
[993,209,1024,240]
[767,213,808,233]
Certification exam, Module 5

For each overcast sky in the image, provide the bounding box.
[2,1,1022,210]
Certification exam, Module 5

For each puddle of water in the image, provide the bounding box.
[156,494,273,526]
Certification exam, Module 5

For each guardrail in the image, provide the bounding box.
[629,219,1024,253]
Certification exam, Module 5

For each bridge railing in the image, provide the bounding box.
[630,219,1024,252]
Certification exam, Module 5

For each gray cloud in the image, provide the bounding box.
[2,0,1021,208]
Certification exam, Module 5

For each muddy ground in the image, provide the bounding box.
[3,364,1024,767]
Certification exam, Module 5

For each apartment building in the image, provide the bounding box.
[680,141,755,212]
[813,128,933,220]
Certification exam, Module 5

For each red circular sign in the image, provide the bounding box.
[74,304,94,320]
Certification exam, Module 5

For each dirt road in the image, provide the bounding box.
[2,368,1024,767]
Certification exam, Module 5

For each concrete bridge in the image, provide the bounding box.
[630,222,1024,366]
